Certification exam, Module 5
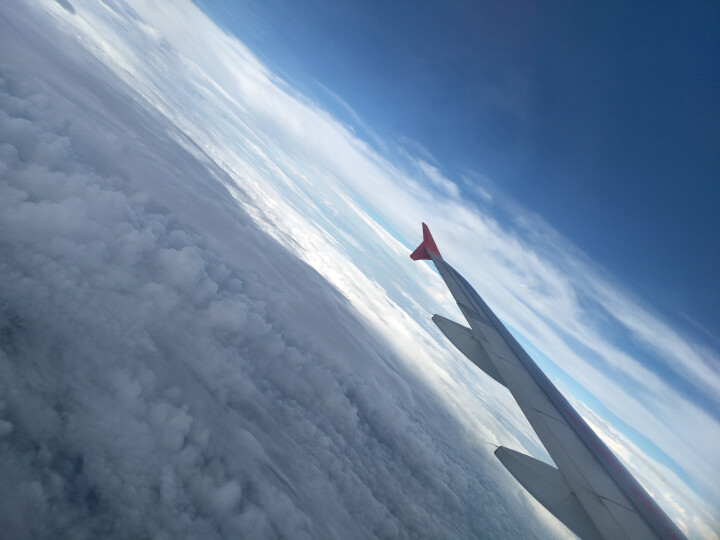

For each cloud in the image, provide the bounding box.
[54,0,75,14]
[0,2,564,539]
[416,160,460,199]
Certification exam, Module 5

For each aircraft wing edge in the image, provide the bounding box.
[495,446,603,540]
[409,223,686,540]
[432,314,506,387]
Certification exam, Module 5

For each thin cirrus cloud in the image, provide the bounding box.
[3,0,719,538]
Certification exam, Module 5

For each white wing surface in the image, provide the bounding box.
[410,223,685,540]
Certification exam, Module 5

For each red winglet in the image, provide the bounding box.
[410,222,442,260]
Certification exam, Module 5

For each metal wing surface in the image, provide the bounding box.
[410,223,685,540]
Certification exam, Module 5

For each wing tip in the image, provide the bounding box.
[410,222,442,260]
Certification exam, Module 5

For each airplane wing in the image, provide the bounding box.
[410,223,686,540]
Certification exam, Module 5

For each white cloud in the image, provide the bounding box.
[416,160,461,199]
[0,2,565,539]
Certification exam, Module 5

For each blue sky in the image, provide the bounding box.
[204,0,720,341]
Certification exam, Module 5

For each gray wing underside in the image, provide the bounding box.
[428,253,684,540]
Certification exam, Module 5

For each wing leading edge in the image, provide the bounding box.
[410,223,685,540]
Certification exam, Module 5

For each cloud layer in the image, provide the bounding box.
[0,2,568,539]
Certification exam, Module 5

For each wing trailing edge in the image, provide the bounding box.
[495,447,603,540]
[432,314,506,387]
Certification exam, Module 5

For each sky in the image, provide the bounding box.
[0,0,718,538]
[206,0,720,339]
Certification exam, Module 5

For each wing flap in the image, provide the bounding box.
[495,446,603,540]
[432,314,506,387]
[457,303,519,365]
